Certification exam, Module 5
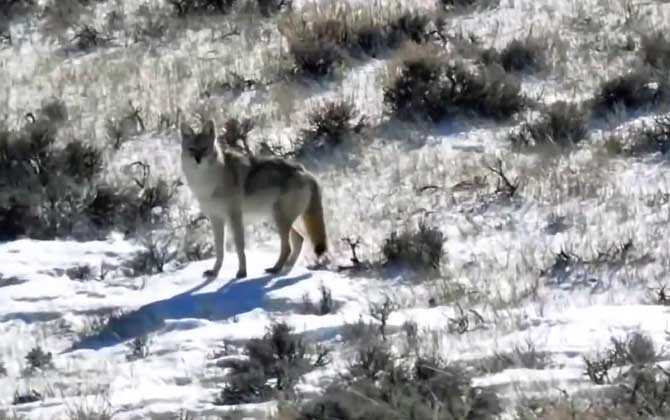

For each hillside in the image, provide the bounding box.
[1,0,670,419]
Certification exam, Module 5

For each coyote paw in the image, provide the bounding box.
[265,267,280,274]
[203,269,219,278]
[235,270,247,279]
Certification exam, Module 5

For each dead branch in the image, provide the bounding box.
[126,100,145,133]
[337,237,371,271]
[485,159,519,197]
[417,184,441,193]
[128,161,151,189]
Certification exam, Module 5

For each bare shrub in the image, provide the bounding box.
[652,286,670,306]
[316,285,334,315]
[41,0,88,34]
[218,117,255,153]
[220,409,246,420]
[66,264,94,281]
[0,100,136,240]
[583,355,613,385]
[491,339,549,371]
[542,240,634,284]
[607,114,670,156]
[24,346,53,373]
[177,215,213,263]
[280,10,434,77]
[614,365,670,417]
[65,405,113,420]
[512,341,548,369]
[12,389,42,405]
[301,285,336,315]
[368,296,398,340]
[340,318,378,345]
[592,67,668,116]
[132,5,170,42]
[287,35,343,78]
[509,101,588,150]
[0,102,70,188]
[499,37,547,73]
[584,331,659,385]
[520,339,668,418]
[104,118,127,150]
[82,184,147,233]
[384,51,444,121]
[0,199,31,240]
[104,104,146,150]
[401,320,419,353]
[387,13,432,46]
[257,0,291,17]
[61,140,104,181]
[74,309,126,346]
[384,49,524,122]
[281,385,395,419]
[83,173,176,236]
[0,25,10,47]
[439,0,499,12]
[203,72,265,99]
[336,237,370,272]
[447,304,486,334]
[382,222,444,272]
[40,98,68,123]
[104,9,125,33]
[296,356,502,420]
[612,332,658,366]
[344,12,433,58]
[125,335,150,361]
[167,0,236,16]
[64,388,113,420]
[630,114,670,155]
[215,322,328,405]
[348,341,394,380]
[514,397,633,420]
[217,361,273,405]
[128,231,177,276]
[0,0,35,21]
[296,101,365,157]
[71,24,111,51]
[121,161,179,225]
[485,158,520,198]
[641,31,670,71]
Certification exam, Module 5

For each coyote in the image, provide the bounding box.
[180,120,327,279]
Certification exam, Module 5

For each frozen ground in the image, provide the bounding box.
[2,0,670,418]
[1,235,668,419]
[0,238,364,419]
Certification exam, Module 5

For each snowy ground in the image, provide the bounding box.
[1,235,668,419]
[2,0,670,418]
[0,238,365,418]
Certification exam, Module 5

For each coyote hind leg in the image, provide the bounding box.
[266,200,302,274]
[283,228,304,271]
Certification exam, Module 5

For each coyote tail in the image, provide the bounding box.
[302,178,327,256]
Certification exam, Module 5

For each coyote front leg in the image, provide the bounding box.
[229,208,247,278]
[204,216,225,278]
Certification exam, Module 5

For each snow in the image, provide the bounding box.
[1,235,668,418]
[0,237,367,418]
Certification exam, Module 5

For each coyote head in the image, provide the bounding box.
[181,120,216,164]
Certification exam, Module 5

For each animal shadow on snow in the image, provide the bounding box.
[71,271,311,350]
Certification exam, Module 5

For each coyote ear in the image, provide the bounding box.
[180,123,195,141]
